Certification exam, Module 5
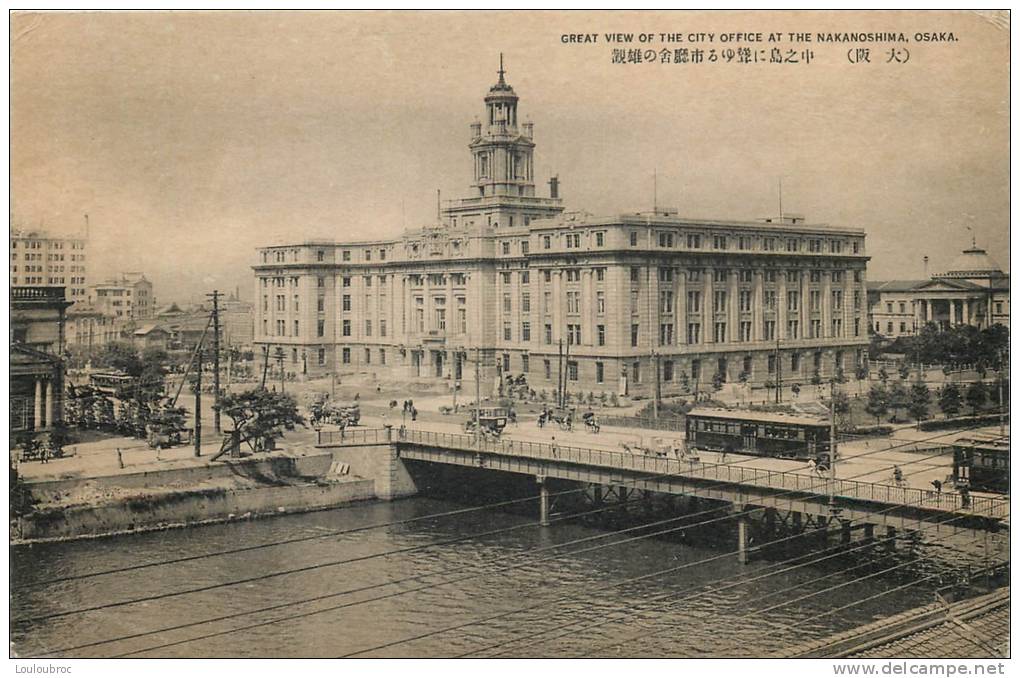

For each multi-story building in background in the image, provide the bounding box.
[10,228,89,302]
[11,286,71,432]
[89,272,154,321]
[253,64,870,395]
[868,244,1010,338]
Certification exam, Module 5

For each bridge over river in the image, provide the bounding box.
[317,427,1007,563]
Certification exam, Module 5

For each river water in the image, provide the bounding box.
[10,496,1005,658]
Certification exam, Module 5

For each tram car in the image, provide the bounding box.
[88,370,136,395]
[685,408,831,461]
[952,434,1009,494]
[464,407,509,437]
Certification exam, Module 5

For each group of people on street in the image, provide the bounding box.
[401,400,418,421]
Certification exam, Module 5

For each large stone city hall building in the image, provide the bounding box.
[253,65,870,397]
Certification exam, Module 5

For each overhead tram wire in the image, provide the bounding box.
[22,419,979,623]
[570,483,1004,657]
[20,416,988,590]
[475,509,1001,658]
[328,438,995,656]
[36,440,965,659]
[481,448,1007,657]
[53,449,998,659]
[581,530,1000,659]
[25,425,996,657]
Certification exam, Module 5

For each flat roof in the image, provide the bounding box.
[687,407,829,427]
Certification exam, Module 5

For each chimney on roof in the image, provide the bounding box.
[549,175,559,200]
[923,256,929,278]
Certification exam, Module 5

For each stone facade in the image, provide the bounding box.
[254,64,870,396]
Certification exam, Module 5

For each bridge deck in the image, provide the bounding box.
[317,428,1008,528]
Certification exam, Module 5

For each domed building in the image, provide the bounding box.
[868,244,1009,337]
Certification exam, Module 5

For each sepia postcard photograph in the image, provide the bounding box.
[7,8,1012,666]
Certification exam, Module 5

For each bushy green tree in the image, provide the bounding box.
[864,384,889,425]
[216,388,305,453]
[888,380,909,420]
[907,379,931,426]
[938,383,962,418]
[965,381,988,415]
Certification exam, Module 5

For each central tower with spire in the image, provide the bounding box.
[442,55,564,232]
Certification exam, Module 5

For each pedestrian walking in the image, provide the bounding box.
[411,406,418,422]
[931,479,942,496]
[959,486,971,509]
[808,458,816,475]
[117,448,125,469]
[551,435,559,459]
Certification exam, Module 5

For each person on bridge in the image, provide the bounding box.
[893,466,904,486]
[931,479,943,496]
[959,486,971,509]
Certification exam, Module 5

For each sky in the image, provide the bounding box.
[10,10,1009,306]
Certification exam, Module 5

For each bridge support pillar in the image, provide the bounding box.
[593,486,603,506]
[538,476,550,527]
[737,518,749,565]
[863,523,875,540]
[886,526,897,549]
[792,511,803,532]
[841,520,852,544]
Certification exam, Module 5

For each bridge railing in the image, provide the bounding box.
[319,427,1008,520]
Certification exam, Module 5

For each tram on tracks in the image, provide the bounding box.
[685,408,832,461]
[952,434,1009,494]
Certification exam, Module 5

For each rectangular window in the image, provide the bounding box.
[342,348,351,364]
[545,323,553,345]
[739,321,752,342]
[764,320,776,340]
[543,235,551,249]
[567,361,578,381]
[630,267,641,283]
[739,290,752,312]
[458,308,467,334]
[503,322,512,341]
[380,319,387,337]
[787,291,800,312]
[544,359,552,380]
[522,293,531,313]
[595,232,605,247]
[597,324,606,346]
[714,291,727,312]
[317,319,325,337]
[596,291,605,315]
[787,319,799,339]
[521,241,529,255]
[713,235,728,250]
[522,321,531,341]
[659,323,674,345]
[714,322,727,343]
[521,355,529,373]
[595,362,604,383]
[632,362,641,384]
[687,322,701,344]
[631,323,639,347]
[686,233,702,249]
[365,348,371,364]
[503,293,512,313]
[687,290,701,313]
[342,319,351,337]
[630,231,638,246]
[658,232,674,248]
[365,319,372,336]
[660,290,674,314]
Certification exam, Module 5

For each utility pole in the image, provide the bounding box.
[828,379,838,510]
[775,333,782,404]
[474,346,481,449]
[653,351,660,420]
[998,349,1006,436]
[260,345,270,389]
[207,290,222,433]
[194,348,202,457]
[562,336,571,407]
[557,338,564,408]
[275,347,285,393]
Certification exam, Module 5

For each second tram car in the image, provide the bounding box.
[685,408,831,461]
[952,434,1009,494]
